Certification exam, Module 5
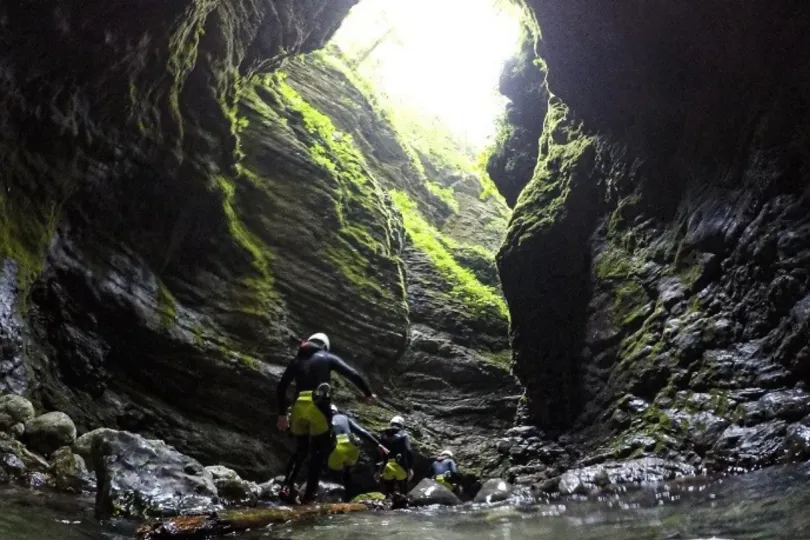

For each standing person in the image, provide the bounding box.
[276,333,377,504]
[428,449,459,492]
[377,415,413,507]
[327,405,389,502]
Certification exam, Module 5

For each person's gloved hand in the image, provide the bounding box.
[408,469,414,481]
[373,472,381,483]
[277,415,289,432]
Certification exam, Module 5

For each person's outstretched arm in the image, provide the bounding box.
[448,460,458,474]
[329,353,374,397]
[348,418,380,446]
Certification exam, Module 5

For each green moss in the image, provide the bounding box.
[480,349,512,369]
[426,181,458,213]
[391,190,508,320]
[0,193,57,295]
[508,100,595,247]
[612,280,647,326]
[156,279,177,328]
[271,77,400,299]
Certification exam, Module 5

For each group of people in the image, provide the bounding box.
[275,332,461,506]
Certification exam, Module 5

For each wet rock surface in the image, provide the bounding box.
[92,430,219,519]
[473,478,514,503]
[494,0,810,479]
[408,478,462,507]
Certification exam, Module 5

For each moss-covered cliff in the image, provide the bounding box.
[494,0,810,477]
[0,2,515,483]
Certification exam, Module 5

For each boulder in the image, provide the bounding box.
[474,478,514,504]
[0,395,35,427]
[408,478,461,507]
[91,429,219,518]
[50,446,95,493]
[558,458,696,495]
[0,437,50,473]
[9,423,24,439]
[316,481,346,503]
[73,427,119,463]
[215,477,261,506]
[205,465,240,481]
[24,412,77,456]
[258,479,281,501]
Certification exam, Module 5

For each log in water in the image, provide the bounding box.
[136,503,369,539]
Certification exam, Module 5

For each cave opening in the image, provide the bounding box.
[328,0,525,174]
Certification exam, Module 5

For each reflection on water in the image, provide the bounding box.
[4,464,810,540]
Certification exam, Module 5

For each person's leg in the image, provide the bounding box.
[281,435,309,502]
[342,467,354,502]
[302,432,331,503]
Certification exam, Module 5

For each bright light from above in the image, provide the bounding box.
[331,0,523,154]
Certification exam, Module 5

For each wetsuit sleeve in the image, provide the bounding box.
[329,354,373,396]
[276,360,298,413]
[404,436,414,470]
[348,418,380,446]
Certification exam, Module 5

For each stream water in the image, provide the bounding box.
[3,464,810,540]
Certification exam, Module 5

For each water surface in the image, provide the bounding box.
[3,465,810,539]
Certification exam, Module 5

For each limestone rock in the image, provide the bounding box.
[474,478,514,504]
[91,429,219,518]
[24,412,77,456]
[408,478,461,507]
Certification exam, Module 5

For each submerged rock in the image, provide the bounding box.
[409,478,461,507]
[92,429,219,519]
[474,478,514,504]
[24,412,77,456]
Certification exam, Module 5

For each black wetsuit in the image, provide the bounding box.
[332,413,380,501]
[379,427,413,497]
[276,341,373,502]
[429,458,458,482]
[332,413,380,445]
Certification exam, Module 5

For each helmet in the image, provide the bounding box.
[439,449,453,459]
[307,333,330,351]
[330,404,338,414]
[389,415,405,428]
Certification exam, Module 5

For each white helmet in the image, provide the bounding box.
[389,415,405,428]
[307,333,330,351]
[439,449,453,459]
[330,404,338,414]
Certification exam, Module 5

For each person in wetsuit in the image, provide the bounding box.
[276,333,377,504]
[327,405,389,502]
[377,415,413,507]
[428,449,459,492]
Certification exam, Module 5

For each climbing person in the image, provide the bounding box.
[276,332,377,505]
[327,404,389,502]
[428,449,460,493]
[376,415,413,508]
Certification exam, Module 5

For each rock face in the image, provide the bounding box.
[0,2,515,483]
[92,429,219,519]
[493,0,810,474]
